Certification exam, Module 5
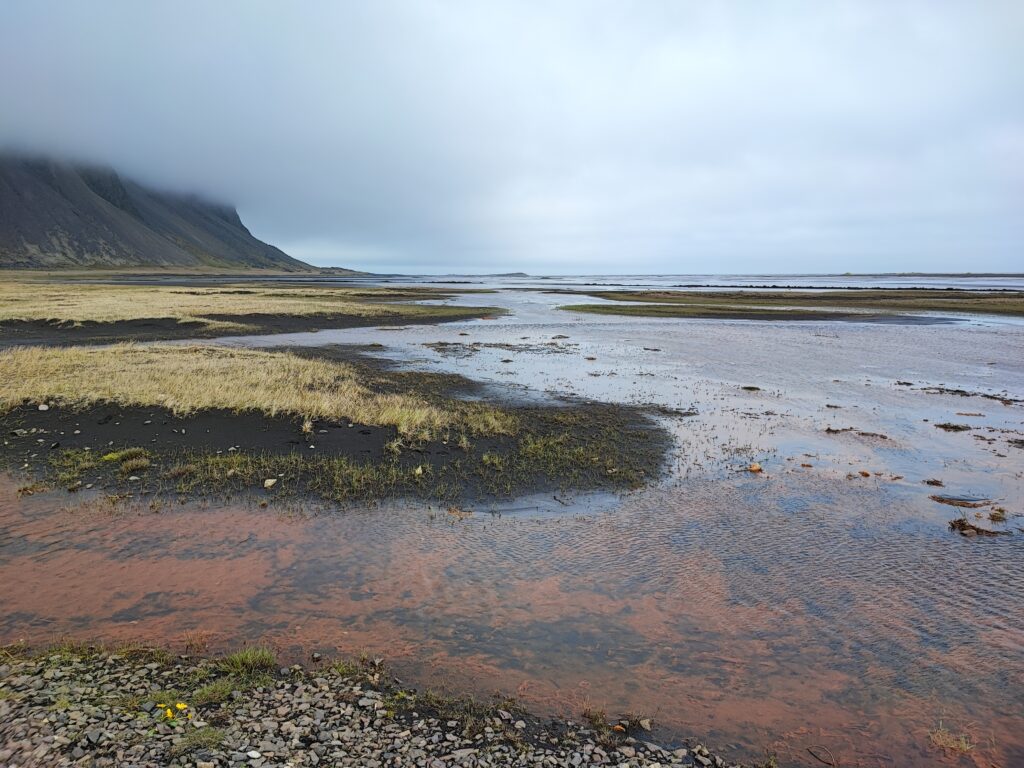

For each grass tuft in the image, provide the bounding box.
[217,646,277,684]
[169,727,225,757]
[929,722,975,754]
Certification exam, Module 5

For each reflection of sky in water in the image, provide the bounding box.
[3,473,1021,766]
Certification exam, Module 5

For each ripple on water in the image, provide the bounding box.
[0,471,1021,767]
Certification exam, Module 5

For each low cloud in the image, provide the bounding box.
[2,1,1021,273]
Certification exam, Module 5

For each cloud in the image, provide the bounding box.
[1,0,1021,273]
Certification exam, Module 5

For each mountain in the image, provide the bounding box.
[0,154,311,270]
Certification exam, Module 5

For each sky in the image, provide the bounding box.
[1,1,1021,274]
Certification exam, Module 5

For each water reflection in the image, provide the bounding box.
[2,473,1021,767]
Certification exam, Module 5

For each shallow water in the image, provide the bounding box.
[3,285,1023,767]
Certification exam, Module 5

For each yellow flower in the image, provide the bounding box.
[175,702,187,710]
[164,708,173,719]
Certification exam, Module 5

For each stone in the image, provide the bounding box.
[263,478,277,489]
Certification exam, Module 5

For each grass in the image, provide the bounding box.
[48,449,99,487]
[0,344,518,439]
[929,722,975,754]
[557,288,1024,317]
[217,646,277,685]
[385,688,523,738]
[0,280,499,334]
[560,303,862,320]
[192,678,237,707]
[23,401,663,503]
[169,727,225,757]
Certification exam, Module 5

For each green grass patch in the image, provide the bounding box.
[558,288,1024,317]
[192,677,237,707]
[217,646,277,684]
[48,449,98,486]
[169,727,225,757]
[560,303,864,320]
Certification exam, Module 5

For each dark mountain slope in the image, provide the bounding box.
[0,154,311,270]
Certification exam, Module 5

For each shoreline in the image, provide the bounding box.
[0,643,752,768]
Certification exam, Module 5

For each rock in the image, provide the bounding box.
[247,750,262,759]
[748,462,763,473]
[263,478,277,489]
[38,403,49,411]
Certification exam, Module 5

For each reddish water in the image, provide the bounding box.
[2,471,1021,767]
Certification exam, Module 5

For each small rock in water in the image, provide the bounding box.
[748,462,763,473]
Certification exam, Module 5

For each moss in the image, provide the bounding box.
[102,447,149,463]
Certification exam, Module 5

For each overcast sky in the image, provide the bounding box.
[1,1,1021,274]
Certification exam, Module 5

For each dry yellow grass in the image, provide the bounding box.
[928,722,975,755]
[0,281,488,332]
[0,344,517,438]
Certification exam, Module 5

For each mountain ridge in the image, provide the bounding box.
[0,154,313,271]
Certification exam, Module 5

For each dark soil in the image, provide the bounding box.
[948,518,1010,537]
[0,398,669,505]
[0,309,494,347]
[560,303,959,324]
[919,386,1023,406]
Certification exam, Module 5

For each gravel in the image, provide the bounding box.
[0,649,746,767]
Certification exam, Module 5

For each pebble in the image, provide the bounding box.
[0,650,737,767]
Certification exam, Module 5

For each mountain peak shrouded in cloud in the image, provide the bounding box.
[1,1,1021,274]
[0,153,310,270]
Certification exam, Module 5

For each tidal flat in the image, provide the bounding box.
[1,275,1022,767]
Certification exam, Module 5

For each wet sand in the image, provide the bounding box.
[2,285,1022,766]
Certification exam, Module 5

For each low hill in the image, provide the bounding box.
[0,154,311,271]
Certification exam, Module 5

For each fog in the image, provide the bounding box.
[1,1,1021,273]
